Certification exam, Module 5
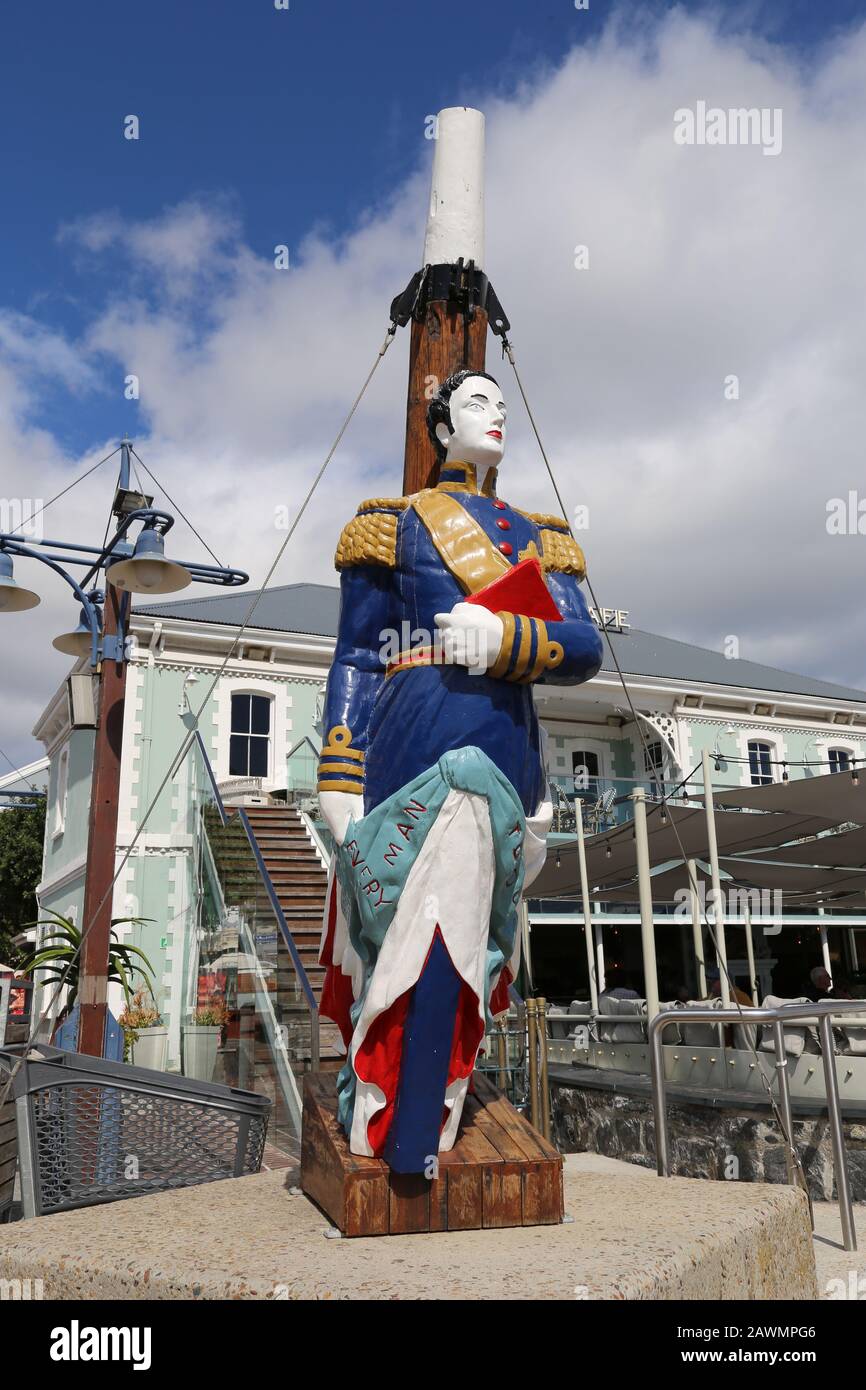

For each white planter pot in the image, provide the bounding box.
[131,1025,168,1072]
[183,1025,221,1082]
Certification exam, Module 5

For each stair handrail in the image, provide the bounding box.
[192,731,321,1026]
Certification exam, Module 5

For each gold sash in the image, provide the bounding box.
[411,491,513,594]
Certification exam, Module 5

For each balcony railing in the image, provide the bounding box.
[548,773,679,834]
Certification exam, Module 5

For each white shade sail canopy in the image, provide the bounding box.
[534,768,866,906]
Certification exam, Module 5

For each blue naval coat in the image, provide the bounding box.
[317,461,603,816]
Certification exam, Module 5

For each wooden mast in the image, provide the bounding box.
[401,108,489,496]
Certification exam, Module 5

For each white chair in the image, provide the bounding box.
[596,994,646,1043]
[758,996,820,1058]
[821,999,866,1056]
[546,1005,571,1041]
[655,1001,684,1045]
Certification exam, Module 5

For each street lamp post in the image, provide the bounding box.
[0,441,248,1055]
[78,580,126,1054]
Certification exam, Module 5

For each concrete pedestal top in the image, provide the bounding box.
[0,1156,817,1300]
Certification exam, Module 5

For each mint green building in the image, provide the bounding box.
[32,583,866,1072]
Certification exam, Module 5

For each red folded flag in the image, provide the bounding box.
[465,555,562,622]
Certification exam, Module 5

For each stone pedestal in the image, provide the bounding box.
[0,1155,816,1300]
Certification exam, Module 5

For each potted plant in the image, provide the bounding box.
[20,910,155,1043]
[119,988,168,1070]
[182,1000,228,1082]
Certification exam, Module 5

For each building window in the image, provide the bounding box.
[53,745,69,836]
[573,749,600,800]
[828,748,851,774]
[229,694,271,778]
[748,740,773,786]
[643,739,667,795]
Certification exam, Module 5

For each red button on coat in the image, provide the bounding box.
[498,542,513,556]
[496,518,511,531]
[493,500,506,510]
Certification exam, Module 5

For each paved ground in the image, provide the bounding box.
[811,1201,866,1300]
[0,1153,815,1300]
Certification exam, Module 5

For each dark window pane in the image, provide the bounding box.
[572,749,600,800]
[248,737,269,777]
[748,741,772,786]
[250,695,271,735]
[573,750,600,777]
[231,694,251,733]
[229,734,248,776]
[644,741,663,773]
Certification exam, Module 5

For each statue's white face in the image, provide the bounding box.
[436,375,507,470]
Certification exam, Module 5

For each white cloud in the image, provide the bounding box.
[2,9,866,768]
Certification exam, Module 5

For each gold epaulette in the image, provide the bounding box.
[335,499,406,570]
[357,497,410,513]
[516,510,586,578]
[538,527,586,579]
[521,510,570,533]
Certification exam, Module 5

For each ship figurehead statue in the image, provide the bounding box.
[316,366,603,1173]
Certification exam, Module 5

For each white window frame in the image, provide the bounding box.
[746,738,776,787]
[560,734,613,791]
[822,741,859,775]
[228,690,273,781]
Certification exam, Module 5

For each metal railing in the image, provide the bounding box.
[480,999,553,1141]
[194,733,319,1019]
[185,732,320,1151]
[548,774,677,833]
[649,1000,866,1252]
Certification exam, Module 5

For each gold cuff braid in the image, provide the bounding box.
[489,613,516,679]
[490,614,565,683]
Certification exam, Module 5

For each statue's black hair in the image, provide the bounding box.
[426,368,501,464]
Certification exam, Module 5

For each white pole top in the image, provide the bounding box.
[423,106,485,270]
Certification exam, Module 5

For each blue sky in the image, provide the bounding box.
[3,1,866,762]
[1,0,863,454]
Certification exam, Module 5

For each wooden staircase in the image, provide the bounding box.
[242,805,343,1063]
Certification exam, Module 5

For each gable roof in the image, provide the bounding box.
[603,627,866,704]
[136,583,341,638]
[135,583,866,705]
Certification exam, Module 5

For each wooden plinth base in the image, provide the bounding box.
[300,1071,563,1237]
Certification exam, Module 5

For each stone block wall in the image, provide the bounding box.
[551,1080,866,1201]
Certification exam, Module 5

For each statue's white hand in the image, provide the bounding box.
[318,790,360,846]
[434,602,504,674]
